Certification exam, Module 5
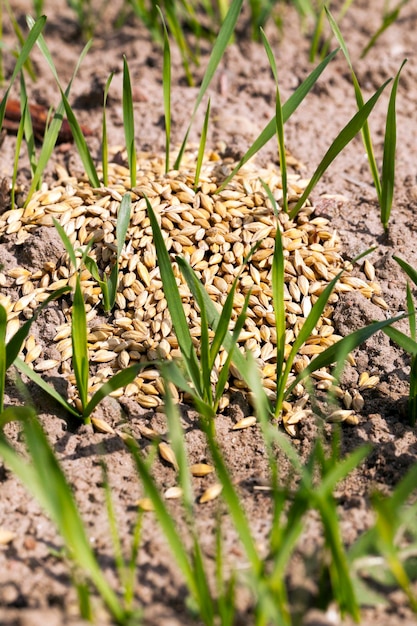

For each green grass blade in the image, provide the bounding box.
[360,1,407,59]
[6,286,71,369]
[116,193,131,259]
[162,359,214,420]
[85,363,150,417]
[60,89,100,188]
[0,305,7,413]
[52,217,78,270]
[201,420,263,574]
[164,2,194,87]
[214,291,250,405]
[176,254,241,378]
[14,357,80,417]
[0,410,125,622]
[194,98,211,189]
[101,72,114,186]
[123,56,137,188]
[382,326,417,357]
[180,265,250,385]
[24,34,93,203]
[11,98,26,211]
[406,283,416,341]
[0,16,45,131]
[160,362,194,512]
[393,255,417,288]
[325,7,381,201]
[260,30,288,213]
[83,256,110,311]
[275,271,343,413]
[72,276,89,413]
[261,182,286,385]
[157,7,171,173]
[19,73,37,179]
[380,60,407,230]
[174,0,244,169]
[218,48,339,190]
[287,314,406,397]
[146,196,201,392]
[289,78,391,220]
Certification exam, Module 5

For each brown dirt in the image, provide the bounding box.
[1,0,417,624]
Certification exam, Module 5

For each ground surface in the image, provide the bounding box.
[1,0,417,624]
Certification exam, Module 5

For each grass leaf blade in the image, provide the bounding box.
[289,78,392,220]
[380,60,407,230]
[123,56,137,188]
[218,48,339,189]
[145,196,201,390]
[174,0,243,169]
[72,277,89,413]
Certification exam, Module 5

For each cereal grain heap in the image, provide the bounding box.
[0,150,385,430]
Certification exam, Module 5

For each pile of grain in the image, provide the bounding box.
[0,149,384,431]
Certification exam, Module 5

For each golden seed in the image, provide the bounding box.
[327,409,355,423]
[34,359,60,372]
[136,498,154,512]
[359,374,379,390]
[91,417,115,434]
[190,463,214,477]
[199,483,223,504]
[232,416,257,430]
[164,486,183,499]
[158,442,179,470]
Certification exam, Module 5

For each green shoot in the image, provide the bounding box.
[382,256,417,425]
[260,29,288,213]
[101,72,114,187]
[194,98,211,190]
[158,7,171,173]
[147,192,254,419]
[19,72,38,180]
[11,98,26,211]
[326,7,406,230]
[361,0,410,58]
[123,56,137,188]
[289,78,391,220]
[380,59,407,230]
[60,87,100,187]
[0,16,45,132]
[24,17,93,203]
[2,0,37,80]
[218,47,339,191]
[84,193,132,312]
[0,408,131,623]
[349,464,417,610]
[126,432,216,623]
[174,0,244,170]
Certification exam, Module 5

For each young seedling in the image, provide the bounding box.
[24,16,94,203]
[101,72,114,187]
[122,56,137,188]
[83,193,132,313]
[125,381,217,625]
[349,462,417,611]
[174,0,244,170]
[0,15,45,132]
[381,256,417,425]
[261,30,288,213]
[326,7,406,231]
[146,194,253,424]
[0,407,136,623]
[217,46,389,195]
